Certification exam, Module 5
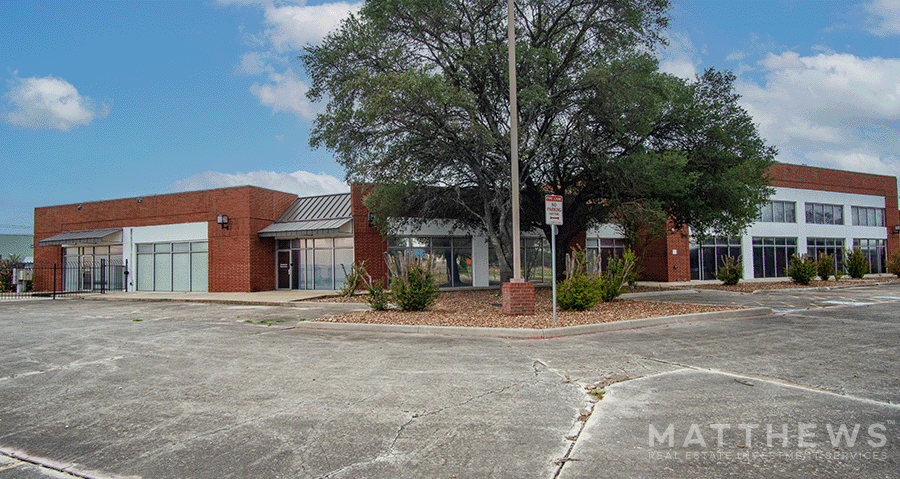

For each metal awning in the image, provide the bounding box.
[257,218,353,238]
[259,193,354,238]
[38,228,123,246]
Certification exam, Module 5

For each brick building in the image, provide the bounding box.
[32,163,900,292]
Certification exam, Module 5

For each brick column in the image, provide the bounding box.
[502,281,535,316]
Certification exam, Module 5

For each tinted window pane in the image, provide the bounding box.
[191,252,208,292]
[774,202,784,222]
[154,254,172,291]
[172,253,191,292]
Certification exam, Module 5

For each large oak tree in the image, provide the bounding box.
[303,0,775,280]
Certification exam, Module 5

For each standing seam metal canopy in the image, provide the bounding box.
[38,228,123,246]
[258,193,352,238]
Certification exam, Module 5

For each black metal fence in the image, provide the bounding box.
[0,261,126,300]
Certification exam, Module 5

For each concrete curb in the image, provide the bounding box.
[621,280,900,297]
[0,445,140,479]
[750,280,900,294]
[293,307,773,339]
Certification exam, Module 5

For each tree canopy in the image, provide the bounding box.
[303,0,775,280]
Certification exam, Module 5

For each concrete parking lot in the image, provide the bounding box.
[1,285,898,478]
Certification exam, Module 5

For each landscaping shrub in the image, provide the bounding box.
[557,247,601,311]
[556,274,601,311]
[844,248,870,279]
[815,251,835,281]
[597,249,637,302]
[786,254,817,285]
[887,253,900,278]
[0,256,23,293]
[339,261,368,297]
[716,255,742,285]
[384,251,439,311]
[364,279,391,311]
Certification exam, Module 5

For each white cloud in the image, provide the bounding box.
[805,148,900,179]
[263,2,362,52]
[736,51,900,176]
[171,169,349,197]
[250,68,321,120]
[864,0,900,37]
[4,74,109,131]
[220,1,361,119]
[658,31,700,80]
[236,51,275,76]
[725,50,747,62]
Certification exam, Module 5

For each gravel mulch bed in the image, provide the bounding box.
[680,277,900,293]
[313,288,740,329]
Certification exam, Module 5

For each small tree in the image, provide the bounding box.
[716,255,742,286]
[887,253,900,278]
[339,261,369,297]
[557,247,601,311]
[816,251,835,281]
[786,254,817,285]
[597,249,637,302]
[384,251,439,311]
[0,255,24,292]
[844,248,870,279]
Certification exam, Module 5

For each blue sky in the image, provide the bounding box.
[2,0,899,234]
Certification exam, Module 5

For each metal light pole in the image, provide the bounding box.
[508,0,521,281]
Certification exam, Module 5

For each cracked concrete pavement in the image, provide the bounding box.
[1,284,899,478]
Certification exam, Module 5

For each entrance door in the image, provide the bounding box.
[292,249,304,289]
[277,251,291,289]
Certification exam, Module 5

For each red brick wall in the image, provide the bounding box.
[33,186,297,292]
[351,184,389,284]
[640,225,690,282]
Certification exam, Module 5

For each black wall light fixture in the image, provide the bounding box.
[217,214,230,230]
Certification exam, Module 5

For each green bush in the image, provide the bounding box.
[557,247,600,311]
[844,248,870,279]
[365,279,391,311]
[786,254,817,285]
[0,256,23,293]
[815,251,835,281]
[339,261,368,297]
[716,255,742,285]
[556,274,601,311]
[384,251,440,311]
[391,265,439,311]
[597,249,637,302]
[887,253,900,278]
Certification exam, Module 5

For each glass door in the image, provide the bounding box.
[292,249,304,290]
[277,250,291,289]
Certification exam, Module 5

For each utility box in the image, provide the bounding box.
[13,268,33,293]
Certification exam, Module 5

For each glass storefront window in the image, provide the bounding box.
[389,236,473,287]
[276,236,355,290]
[136,241,208,292]
[752,237,797,278]
[690,237,741,280]
[807,238,844,272]
[62,245,125,291]
[854,239,887,274]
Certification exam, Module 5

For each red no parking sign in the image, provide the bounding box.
[545,195,563,225]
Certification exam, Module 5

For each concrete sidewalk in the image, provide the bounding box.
[84,289,338,305]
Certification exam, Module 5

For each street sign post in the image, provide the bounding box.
[545,195,563,324]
